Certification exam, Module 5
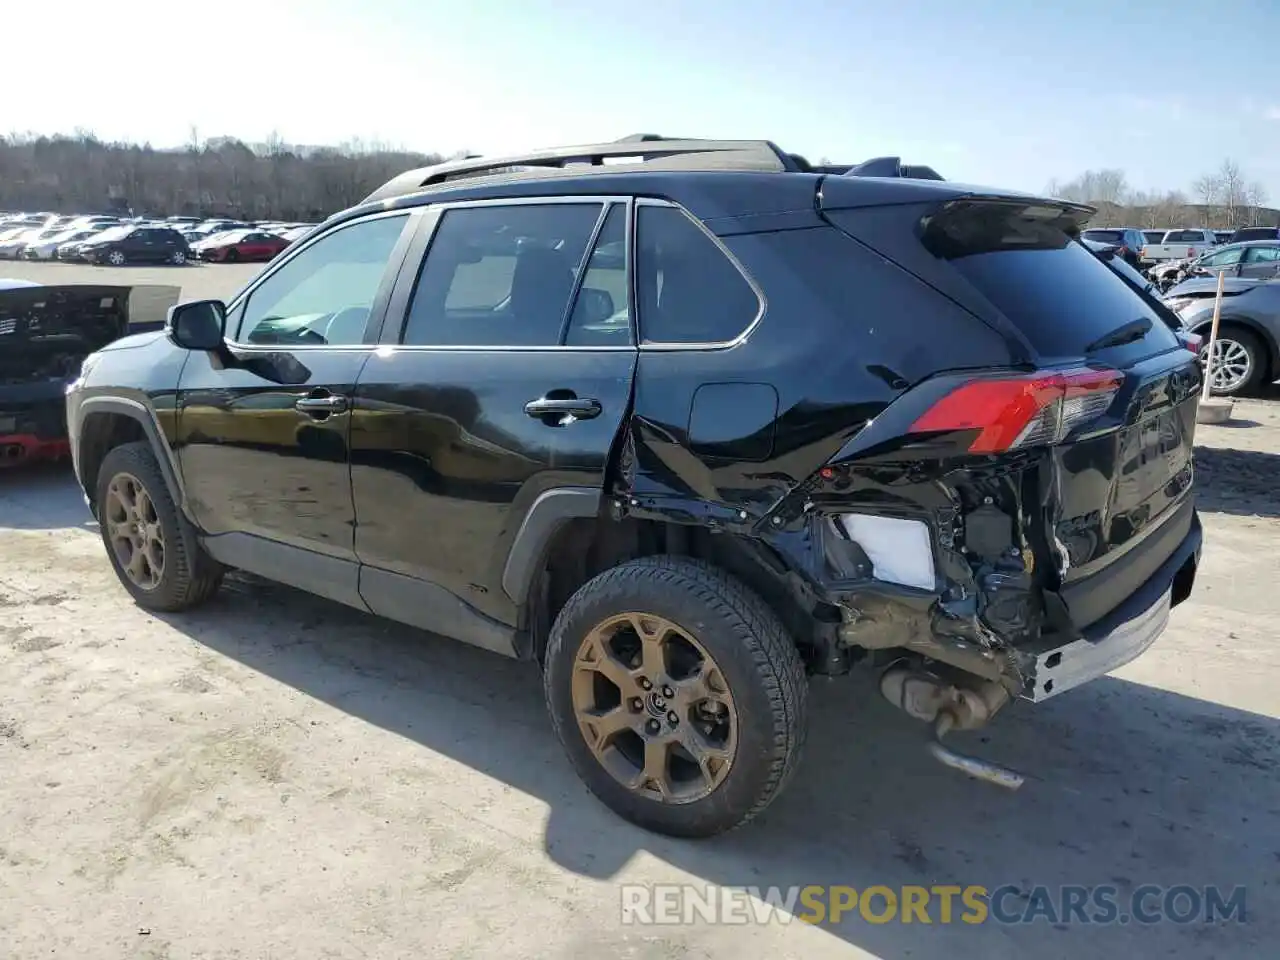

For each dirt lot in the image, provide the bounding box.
[2,264,1279,957]
[0,259,264,303]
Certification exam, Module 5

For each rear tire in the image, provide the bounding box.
[170,249,187,265]
[106,249,126,266]
[95,441,223,611]
[1202,327,1265,396]
[543,556,808,838]
[225,248,240,263]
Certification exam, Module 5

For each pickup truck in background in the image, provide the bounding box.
[1143,228,1219,263]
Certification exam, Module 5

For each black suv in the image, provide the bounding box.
[1080,226,1147,267]
[65,137,1204,837]
[80,225,192,266]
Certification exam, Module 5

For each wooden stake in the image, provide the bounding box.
[1199,268,1228,403]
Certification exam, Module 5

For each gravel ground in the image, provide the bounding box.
[1,271,1278,956]
[0,259,263,302]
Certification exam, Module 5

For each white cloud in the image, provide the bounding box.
[1266,106,1280,121]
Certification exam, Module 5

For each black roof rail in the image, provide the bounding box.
[361,137,802,204]
[843,156,945,181]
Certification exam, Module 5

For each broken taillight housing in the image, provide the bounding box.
[909,368,1123,454]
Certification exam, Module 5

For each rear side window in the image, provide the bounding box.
[922,203,1179,361]
[635,205,760,345]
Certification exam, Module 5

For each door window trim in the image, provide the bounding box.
[378,194,638,353]
[632,197,766,352]
[221,207,422,351]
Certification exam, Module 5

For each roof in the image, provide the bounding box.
[359,135,949,206]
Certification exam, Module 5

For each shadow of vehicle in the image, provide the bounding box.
[1194,445,1280,519]
[143,566,1276,957]
[0,462,97,531]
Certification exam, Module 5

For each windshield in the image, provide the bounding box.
[1083,229,1124,244]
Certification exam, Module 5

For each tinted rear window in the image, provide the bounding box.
[1163,230,1205,243]
[923,206,1180,361]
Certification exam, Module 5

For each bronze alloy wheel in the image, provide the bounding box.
[103,472,165,591]
[571,612,738,803]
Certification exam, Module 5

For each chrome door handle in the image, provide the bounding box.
[295,396,348,416]
[524,397,602,422]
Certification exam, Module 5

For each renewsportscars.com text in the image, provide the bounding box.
[620,883,1247,927]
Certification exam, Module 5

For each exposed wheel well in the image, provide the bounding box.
[524,514,832,671]
[77,412,147,513]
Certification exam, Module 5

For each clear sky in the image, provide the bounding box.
[8,0,1278,199]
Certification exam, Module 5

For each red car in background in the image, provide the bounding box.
[192,230,289,263]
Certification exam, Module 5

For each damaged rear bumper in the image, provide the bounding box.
[1018,510,1201,701]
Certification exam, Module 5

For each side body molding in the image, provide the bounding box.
[501,487,603,603]
[73,395,188,512]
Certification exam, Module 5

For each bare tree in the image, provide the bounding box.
[1192,173,1220,225]
[0,131,445,220]
[1218,159,1246,227]
[1246,181,1269,226]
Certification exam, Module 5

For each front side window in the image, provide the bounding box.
[401,203,601,347]
[1200,247,1245,267]
[634,204,760,344]
[236,213,409,346]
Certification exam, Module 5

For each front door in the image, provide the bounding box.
[349,198,636,645]
[176,210,418,606]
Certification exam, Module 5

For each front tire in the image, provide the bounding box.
[1202,327,1265,396]
[170,249,187,265]
[106,249,126,266]
[95,441,223,611]
[543,556,808,838]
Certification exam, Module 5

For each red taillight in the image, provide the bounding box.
[1186,247,1195,258]
[909,368,1123,454]
[1177,331,1202,354]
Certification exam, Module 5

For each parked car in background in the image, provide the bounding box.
[1080,227,1146,267]
[1228,226,1280,244]
[80,226,192,266]
[192,229,289,262]
[0,227,50,259]
[1144,228,1218,263]
[1143,230,1167,247]
[22,227,106,260]
[0,226,33,258]
[1213,230,1234,245]
[0,280,180,466]
[279,225,313,244]
[1164,276,1280,395]
[1151,241,1280,292]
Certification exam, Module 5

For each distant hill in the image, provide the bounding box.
[1085,200,1279,231]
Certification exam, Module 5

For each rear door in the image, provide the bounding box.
[1241,245,1280,279]
[176,210,418,607]
[350,197,637,641]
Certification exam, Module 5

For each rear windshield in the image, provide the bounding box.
[1163,230,1205,243]
[1082,229,1124,243]
[923,205,1180,361]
